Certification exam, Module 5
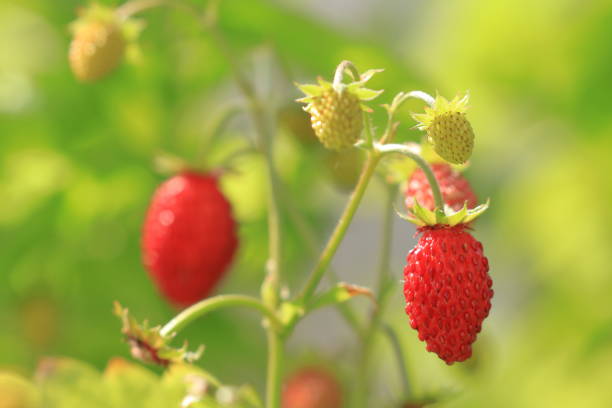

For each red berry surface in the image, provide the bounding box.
[282,367,342,408]
[405,163,477,211]
[403,225,492,364]
[142,172,238,307]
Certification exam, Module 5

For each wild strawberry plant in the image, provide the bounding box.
[64,1,494,407]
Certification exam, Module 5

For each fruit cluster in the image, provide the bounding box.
[68,2,495,406]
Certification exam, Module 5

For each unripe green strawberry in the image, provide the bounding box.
[296,67,382,150]
[69,5,126,82]
[412,94,474,165]
[307,87,362,150]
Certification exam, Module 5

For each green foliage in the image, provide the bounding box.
[1,357,261,408]
[1,0,612,406]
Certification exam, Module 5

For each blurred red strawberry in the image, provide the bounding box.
[405,163,477,211]
[142,172,238,307]
[282,367,342,408]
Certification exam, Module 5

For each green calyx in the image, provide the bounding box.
[295,68,383,107]
[399,198,490,227]
[114,302,204,367]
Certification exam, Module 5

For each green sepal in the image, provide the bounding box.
[114,302,204,367]
[295,83,323,97]
[351,87,384,101]
[307,282,375,311]
[402,198,490,227]
[295,65,382,107]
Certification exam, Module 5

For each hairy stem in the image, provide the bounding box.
[185,2,285,406]
[376,143,444,210]
[160,295,280,337]
[297,150,381,303]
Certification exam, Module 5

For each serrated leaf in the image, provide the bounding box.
[308,283,375,311]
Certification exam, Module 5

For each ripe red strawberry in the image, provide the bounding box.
[403,224,492,364]
[405,163,477,212]
[282,367,342,408]
[142,172,238,307]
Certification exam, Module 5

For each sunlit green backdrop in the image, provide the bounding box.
[1,0,612,406]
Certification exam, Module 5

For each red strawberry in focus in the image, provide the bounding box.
[405,163,477,211]
[282,367,342,408]
[403,224,492,364]
[142,172,238,307]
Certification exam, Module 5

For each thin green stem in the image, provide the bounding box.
[382,323,411,399]
[333,60,361,88]
[266,330,283,408]
[297,150,381,303]
[279,190,364,336]
[354,184,395,408]
[160,295,280,337]
[172,3,285,406]
[376,143,444,210]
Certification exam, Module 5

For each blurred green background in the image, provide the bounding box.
[2,0,612,406]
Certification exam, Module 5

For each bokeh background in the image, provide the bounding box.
[2,0,612,406]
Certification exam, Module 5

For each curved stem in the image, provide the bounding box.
[333,60,360,88]
[376,143,444,210]
[404,90,435,107]
[160,295,280,337]
[297,150,381,303]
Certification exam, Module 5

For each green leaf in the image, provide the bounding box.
[36,357,112,408]
[103,358,158,408]
[308,283,375,311]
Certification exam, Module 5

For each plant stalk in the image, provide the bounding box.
[297,150,381,303]
[376,143,444,210]
[160,295,280,337]
[354,184,395,407]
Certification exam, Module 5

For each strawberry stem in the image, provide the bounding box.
[297,150,382,302]
[376,143,445,210]
[332,60,361,90]
[160,295,281,337]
